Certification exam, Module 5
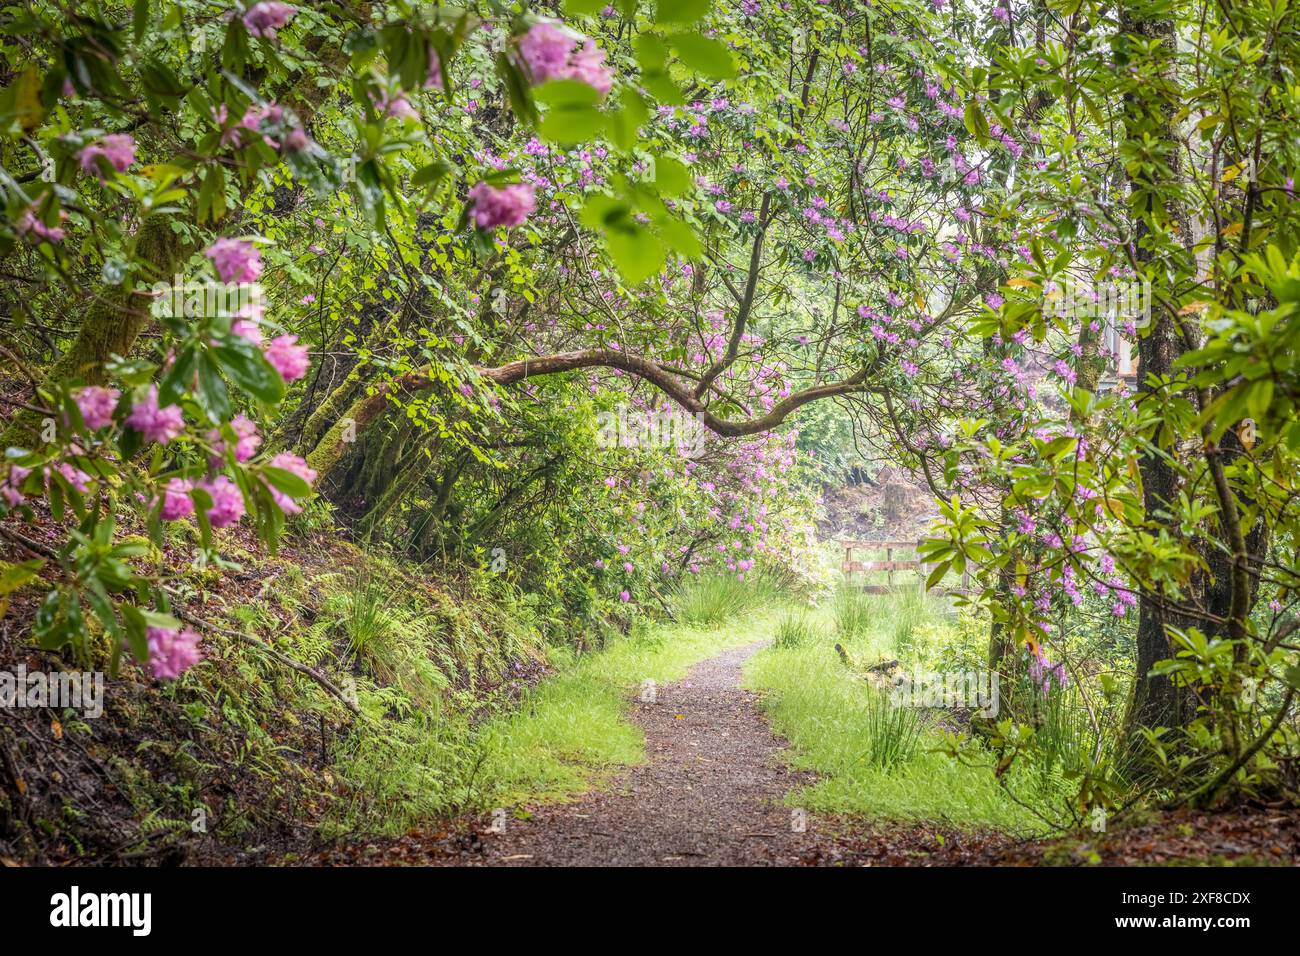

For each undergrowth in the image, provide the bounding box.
[745,590,1059,834]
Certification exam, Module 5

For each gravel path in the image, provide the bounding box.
[466,640,829,866]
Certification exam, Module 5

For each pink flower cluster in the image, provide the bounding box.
[517,23,613,97]
[146,626,203,680]
[2,466,30,507]
[160,478,196,521]
[243,2,296,39]
[205,238,264,284]
[208,413,261,463]
[205,475,246,528]
[1028,649,1068,695]
[265,334,310,381]
[159,474,246,527]
[426,48,444,90]
[468,181,537,230]
[17,207,66,243]
[126,386,184,445]
[77,134,136,176]
[75,386,120,430]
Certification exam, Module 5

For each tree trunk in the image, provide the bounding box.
[1118,4,1201,744]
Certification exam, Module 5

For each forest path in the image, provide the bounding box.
[456,640,831,866]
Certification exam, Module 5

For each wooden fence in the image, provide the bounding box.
[839,539,972,595]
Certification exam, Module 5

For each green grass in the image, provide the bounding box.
[671,572,778,627]
[473,612,777,806]
[832,583,876,638]
[744,594,1050,834]
[773,608,816,648]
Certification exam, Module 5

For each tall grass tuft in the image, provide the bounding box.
[773,609,816,649]
[672,574,751,627]
[744,624,1047,832]
[860,688,921,769]
[832,584,874,639]
[888,586,939,660]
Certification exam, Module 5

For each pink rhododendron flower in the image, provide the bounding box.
[51,462,91,493]
[77,133,136,177]
[565,41,613,96]
[265,334,310,381]
[75,386,119,430]
[468,182,536,230]
[517,24,614,96]
[426,48,445,90]
[208,414,262,463]
[160,478,195,521]
[231,318,263,345]
[375,93,418,120]
[518,23,575,83]
[226,102,285,148]
[17,207,66,243]
[201,475,246,528]
[283,126,310,152]
[205,238,263,284]
[243,2,297,39]
[146,626,203,680]
[126,385,184,445]
[2,465,30,507]
[265,452,316,515]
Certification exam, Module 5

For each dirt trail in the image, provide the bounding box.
[337,639,1300,868]
[463,640,829,866]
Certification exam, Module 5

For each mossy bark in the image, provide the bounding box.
[291,366,367,455]
[357,434,441,540]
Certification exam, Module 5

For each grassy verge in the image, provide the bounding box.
[473,580,781,807]
[744,588,1050,833]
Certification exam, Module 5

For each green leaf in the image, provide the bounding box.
[670,35,735,78]
[195,352,233,422]
[641,71,685,104]
[121,605,150,662]
[608,89,649,151]
[0,558,43,596]
[926,560,952,590]
[538,103,606,145]
[606,227,667,285]
[134,0,150,44]
[412,160,452,189]
[580,194,630,231]
[140,608,183,631]
[635,34,670,72]
[213,335,286,405]
[656,213,702,258]
[261,465,312,499]
[656,0,712,24]
[533,78,602,108]
[654,155,692,196]
[564,0,608,14]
